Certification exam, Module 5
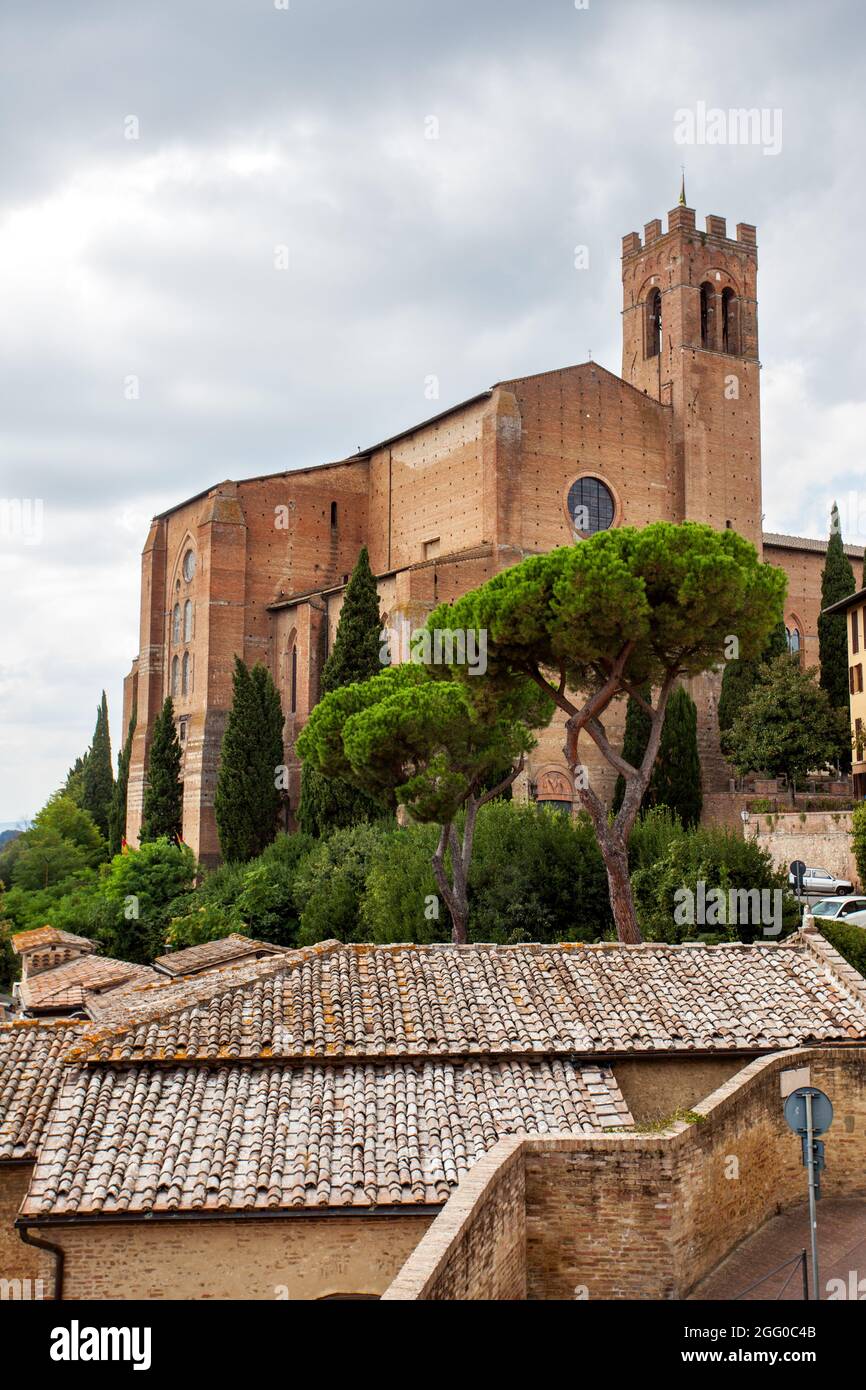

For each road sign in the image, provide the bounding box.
[784,1086,833,1136]
[790,859,806,893]
[783,1086,833,1299]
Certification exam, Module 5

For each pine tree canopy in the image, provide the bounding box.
[81,691,114,838]
[109,700,137,857]
[299,545,387,835]
[215,658,285,862]
[818,501,856,713]
[140,698,183,844]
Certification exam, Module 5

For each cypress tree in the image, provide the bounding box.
[299,546,386,835]
[81,691,114,837]
[648,686,703,828]
[140,698,183,843]
[215,658,285,862]
[109,699,137,857]
[717,619,787,735]
[612,688,652,814]
[818,501,856,712]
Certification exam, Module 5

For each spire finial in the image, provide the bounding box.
[678,166,687,207]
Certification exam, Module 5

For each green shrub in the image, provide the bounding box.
[361,823,442,943]
[631,822,799,943]
[852,804,866,890]
[98,838,197,962]
[295,822,391,945]
[818,919,866,977]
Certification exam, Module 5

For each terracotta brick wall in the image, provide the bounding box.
[384,1047,866,1301]
[0,1165,40,1293]
[27,1213,432,1301]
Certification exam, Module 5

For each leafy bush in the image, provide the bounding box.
[817,918,866,977]
[852,804,866,890]
[295,822,391,945]
[98,838,197,962]
[361,822,442,943]
[631,822,799,943]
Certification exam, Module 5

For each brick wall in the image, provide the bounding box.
[0,1165,39,1291]
[382,1139,526,1301]
[384,1047,866,1300]
[27,1212,432,1301]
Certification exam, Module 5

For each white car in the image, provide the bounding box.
[809,896,866,926]
[789,866,853,896]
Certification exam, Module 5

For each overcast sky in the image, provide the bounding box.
[1,0,864,824]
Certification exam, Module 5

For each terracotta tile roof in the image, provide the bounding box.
[0,1021,86,1160]
[19,956,157,1016]
[763,531,864,559]
[80,943,336,1028]
[21,1059,630,1216]
[153,934,287,978]
[11,926,96,955]
[74,939,866,1064]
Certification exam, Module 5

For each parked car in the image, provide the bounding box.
[809,896,866,926]
[789,866,853,896]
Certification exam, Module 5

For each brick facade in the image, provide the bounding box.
[125,199,856,862]
[383,1046,866,1301]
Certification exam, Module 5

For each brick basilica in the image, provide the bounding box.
[123,195,863,863]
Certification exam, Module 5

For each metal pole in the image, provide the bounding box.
[805,1092,820,1299]
[801,1248,809,1302]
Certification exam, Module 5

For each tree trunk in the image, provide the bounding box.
[600,833,643,944]
[431,821,470,945]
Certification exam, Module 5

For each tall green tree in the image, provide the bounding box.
[297,663,550,944]
[81,691,114,837]
[140,698,183,844]
[62,753,89,807]
[717,619,787,735]
[432,522,785,943]
[299,546,386,835]
[648,686,703,829]
[215,658,285,862]
[818,502,856,770]
[109,699,137,856]
[722,655,843,806]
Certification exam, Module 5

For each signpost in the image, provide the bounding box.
[784,1086,833,1300]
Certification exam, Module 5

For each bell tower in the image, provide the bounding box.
[620,192,762,549]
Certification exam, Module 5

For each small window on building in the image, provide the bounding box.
[171,654,179,696]
[182,651,190,696]
[330,501,338,528]
[179,716,189,744]
[853,610,860,655]
[290,644,298,714]
[184,599,193,642]
[721,288,739,355]
[646,288,662,358]
[786,626,802,657]
[700,282,713,348]
[423,538,440,560]
[172,604,181,644]
[182,549,196,582]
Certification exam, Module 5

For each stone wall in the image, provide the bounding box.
[748,811,858,889]
[384,1047,866,1300]
[26,1212,433,1301]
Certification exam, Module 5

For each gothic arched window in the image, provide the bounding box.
[700,283,713,348]
[786,625,802,657]
[646,288,662,358]
[182,651,190,696]
[722,288,739,354]
[172,604,181,644]
[290,645,298,714]
[184,600,193,642]
[171,655,179,696]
